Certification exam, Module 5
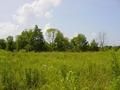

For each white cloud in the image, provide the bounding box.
[14,0,62,24]
[44,10,53,18]
[0,0,62,39]
[0,22,19,38]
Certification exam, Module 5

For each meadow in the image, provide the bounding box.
[0,50,120,90]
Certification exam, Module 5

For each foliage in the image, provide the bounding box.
[6,36,15,51]
[54,31,70,51]
[71,34,88,51]
[16,25,46,52]
[0,39,6,49]
[0,25,119,52]
[89,39,99,51]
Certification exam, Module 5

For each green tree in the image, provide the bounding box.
[54,31,70,51]
[16,25,46,52]
[46,28,58,44]
[16,30,32,51]
[45,28,58,51]
[16,35,27,51]
[32,25,46,52]
[71,34,88,51]
[63,37,70,51]
[90,39,99,51]
[0,39,6,49]
[6,36,15,51]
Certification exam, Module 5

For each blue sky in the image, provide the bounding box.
[0,0,120,45]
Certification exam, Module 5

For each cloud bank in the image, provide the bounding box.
[0,0,62,39]
[0,22,19,38]
[14,0,62,24]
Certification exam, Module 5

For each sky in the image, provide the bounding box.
[0,0,120,45]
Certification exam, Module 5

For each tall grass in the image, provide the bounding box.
[0,50,119,90]
[24,68,46,89]
[110,52,120,90]
[1,69,18,90]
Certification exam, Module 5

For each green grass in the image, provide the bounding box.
[0,50,120,90]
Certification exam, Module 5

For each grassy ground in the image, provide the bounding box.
[0,50,120,90]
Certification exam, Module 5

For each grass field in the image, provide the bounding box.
[0,50,120,90]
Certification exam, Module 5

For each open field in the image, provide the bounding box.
[0,50,120,90]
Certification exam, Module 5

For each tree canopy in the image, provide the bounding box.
[0,25,105,52]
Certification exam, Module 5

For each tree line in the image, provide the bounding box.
[0,25,118,52]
